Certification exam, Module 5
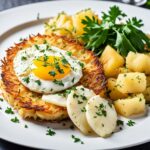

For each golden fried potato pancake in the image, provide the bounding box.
[1,34,106,121]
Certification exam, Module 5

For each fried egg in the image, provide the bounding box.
[13,44,83,94]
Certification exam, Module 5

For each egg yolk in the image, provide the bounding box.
[32,56,71,80]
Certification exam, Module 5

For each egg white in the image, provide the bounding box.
[13,44,83,94]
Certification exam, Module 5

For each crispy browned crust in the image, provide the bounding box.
[1,34,106,120]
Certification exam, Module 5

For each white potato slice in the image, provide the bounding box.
[67,86,95,135]
[42,94,67,107]
[86,95,117,137]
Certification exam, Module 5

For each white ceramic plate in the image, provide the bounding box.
[0,1,150,149]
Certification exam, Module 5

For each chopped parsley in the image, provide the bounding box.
[78,62,84,68]
[61,57,69,65]
[127,120,135,126]
[34,44,39,50]
[71,135,84,144]
[80,95,87,101]
[19,38,23,42]
[46,128,56,136]
[0,98,3,102]
[43,40,48,44]
[55,63,64,74]
[24,124,28,128]
[21,56,27,61]
[35,80,41,86]
[67,51,72,56]
[11,117,19,123]
[49,71,56,77]
[23,77,30,84]
[81,107,86,112]
[95,103,107,117]
[53,79,64,86]
[117,120,124,126]
[72,78,75,83]
[139,98,142,102]
[5,107,14,114]
[78,100,83,104]
[73,93,79,98]
[43,54,49,62]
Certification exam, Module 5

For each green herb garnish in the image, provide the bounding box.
[53,79,64,86]
[35,80,41,86]
[81,6,150,56]
[127,120,135,126]
[0,98,3,102]
[117,120,124,126]
[23,77,30,84]
[95,103,107,117]
[49,71,56,77]
[71,135,84,144]
[81,107,86,112]
[21,56,27,61]
[5,107,14,114]
[11,117,19,123]
[67,51,72,56]
[24,124,28,128]
[34,44,39,50]
[61,56,69,65]
[46,128,56,136]
[78,62,84,68]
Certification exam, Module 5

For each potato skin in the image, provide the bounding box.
[1,34,106,121]
[114,94,146,117]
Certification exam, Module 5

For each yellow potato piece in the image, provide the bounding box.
[116,72,146,94]
[100,45,124,77]
[126,52,150,75]
[114,94,146,117]
[143,76,150,102]
[107,78,128,100]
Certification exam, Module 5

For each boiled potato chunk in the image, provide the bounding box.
[86,95,117,137]
[107,78,128,100]
[114,94,146,117]
[116,73,146,93]
[143,76,150,102]
[72,8,100,36]
[45,12,73,37]
[100,45,125,77]
[126,52,150,75]
[118,67,131,74]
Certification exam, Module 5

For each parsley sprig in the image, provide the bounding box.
[81,6,150,56]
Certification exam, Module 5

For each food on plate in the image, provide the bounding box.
[86,95,117,137]
[1,5,150,138]
[1,34,106,121]
[116,73,146,94]
[114,94,146,117]
[126,52,150,75]
[67,86,95,135]
[13,44,83,94]
[100,45,124,77]
[107,78,128,100]
[45,8,99,39]
[143,76,150,102]
[45,12,73,38]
